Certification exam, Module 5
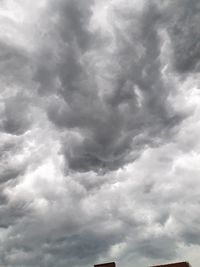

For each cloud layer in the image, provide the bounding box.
[0,1,200,267]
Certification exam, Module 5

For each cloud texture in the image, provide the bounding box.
[0,1,200,267]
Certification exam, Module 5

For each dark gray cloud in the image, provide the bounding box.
[163,0,200,73]
[0,199,30,229]
[0,40,34,136]
[1,95,32,135]
[0,133,28,186]
[137,236,176,260]
[40,1,185,173]
[0,41,28,82]
[1,1,200,267]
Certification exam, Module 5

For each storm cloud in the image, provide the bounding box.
[0,1,200,267]
[33,0,185,173]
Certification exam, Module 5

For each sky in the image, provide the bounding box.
[0,0,200,267]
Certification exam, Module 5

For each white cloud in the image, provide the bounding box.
[0,1,200,267]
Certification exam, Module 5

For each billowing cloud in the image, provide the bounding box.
[163,0,200,73]
[0,1,200,267]
[35,0,185,173]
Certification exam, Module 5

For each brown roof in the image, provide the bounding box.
[150,262,191,267]
[94,262,116,267]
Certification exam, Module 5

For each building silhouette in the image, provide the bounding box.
[94,261,191,267]
[150,262,191,267]
[94,262,115,267]
[94,262,116,267]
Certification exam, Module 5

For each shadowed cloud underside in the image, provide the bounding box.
[0,1,200,267]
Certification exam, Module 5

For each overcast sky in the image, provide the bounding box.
[1,1,200,267]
